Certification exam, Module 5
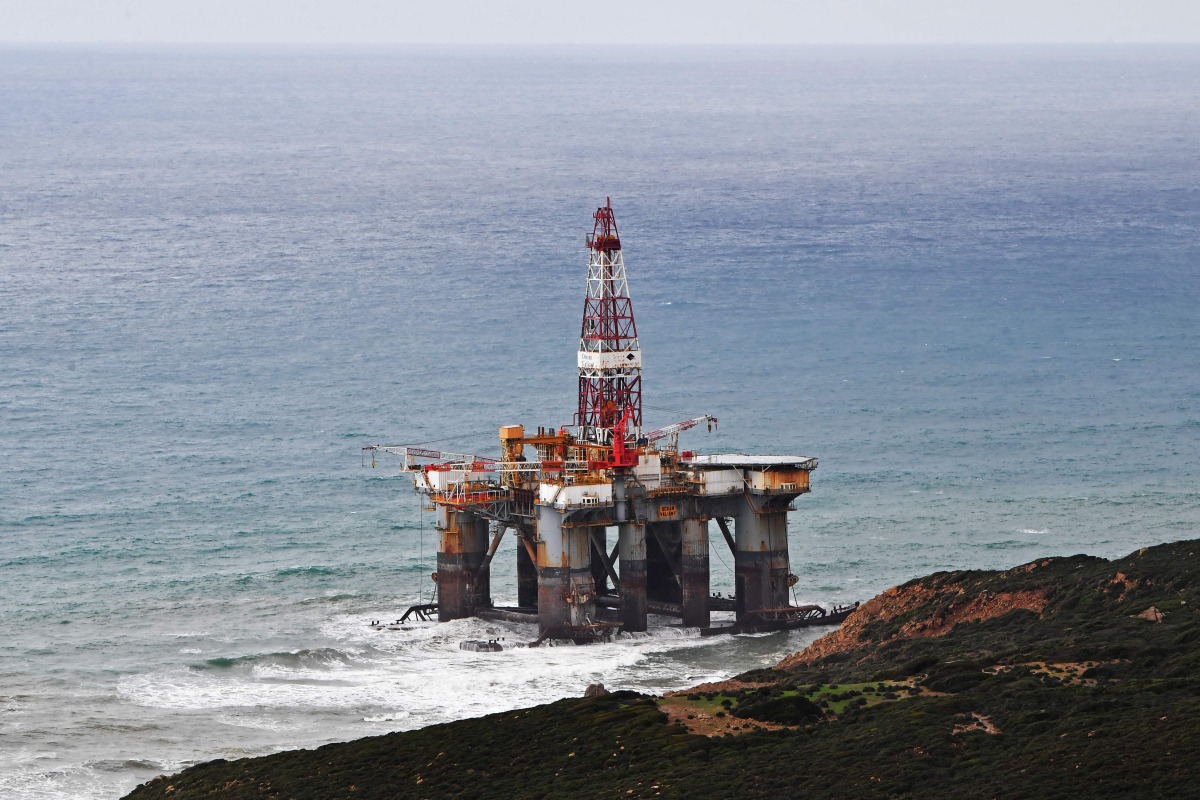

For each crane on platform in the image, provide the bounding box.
[362,445,496,471]
[643,415,717,454]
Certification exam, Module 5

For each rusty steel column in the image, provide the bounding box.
[516,528,538,609]
[615,476,647,632]
[467,515,491,612]
[734,498,791,622]
[436,507,489,621]
[535,504,596,638]
[681,517,710,628]
[618,521,647,631]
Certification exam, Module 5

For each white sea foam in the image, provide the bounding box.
[212,712,308,733]
[0,764,130,800]
[117,610,762,736]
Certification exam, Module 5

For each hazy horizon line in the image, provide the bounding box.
[5,40,1199,47]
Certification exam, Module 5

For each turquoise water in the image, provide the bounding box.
[2,45,1199,798]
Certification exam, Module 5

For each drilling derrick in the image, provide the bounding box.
[577,198,642,447]
[366,199,848,643]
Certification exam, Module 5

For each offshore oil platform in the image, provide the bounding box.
[367,199,852,641]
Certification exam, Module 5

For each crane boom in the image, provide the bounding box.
[642,415,717,453]
[364,444,592,479]
[363,445,497,471]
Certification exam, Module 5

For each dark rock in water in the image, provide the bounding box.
[584,683,608,697]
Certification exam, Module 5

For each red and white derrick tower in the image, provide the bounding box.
[576,198,642,447]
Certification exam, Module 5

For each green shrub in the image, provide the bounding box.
[733,695,824,725]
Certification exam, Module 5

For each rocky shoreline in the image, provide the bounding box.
[126,538,1200,799]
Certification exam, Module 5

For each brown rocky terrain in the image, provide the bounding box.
[779,569,1052,669]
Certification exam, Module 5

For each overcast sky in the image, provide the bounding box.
[4,0,1200,44]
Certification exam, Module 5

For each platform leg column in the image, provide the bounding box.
[618,521,647,632]
[734,499,792,624]
[615,477,646,632]
[535,505,596,639]
[763,510,792,609]
[437,507,482,621]
[516,527,538,609]
[464,515,491,612]
[681,517,710,628]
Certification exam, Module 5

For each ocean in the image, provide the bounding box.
[1,44,1198,799]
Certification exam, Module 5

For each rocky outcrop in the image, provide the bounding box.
[779,581,1049,669]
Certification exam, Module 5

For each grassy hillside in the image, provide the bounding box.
[125,539,1200,799]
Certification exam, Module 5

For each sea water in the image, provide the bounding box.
[2,45,1198,799]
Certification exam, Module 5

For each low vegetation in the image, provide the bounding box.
[126,539,1200,799]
